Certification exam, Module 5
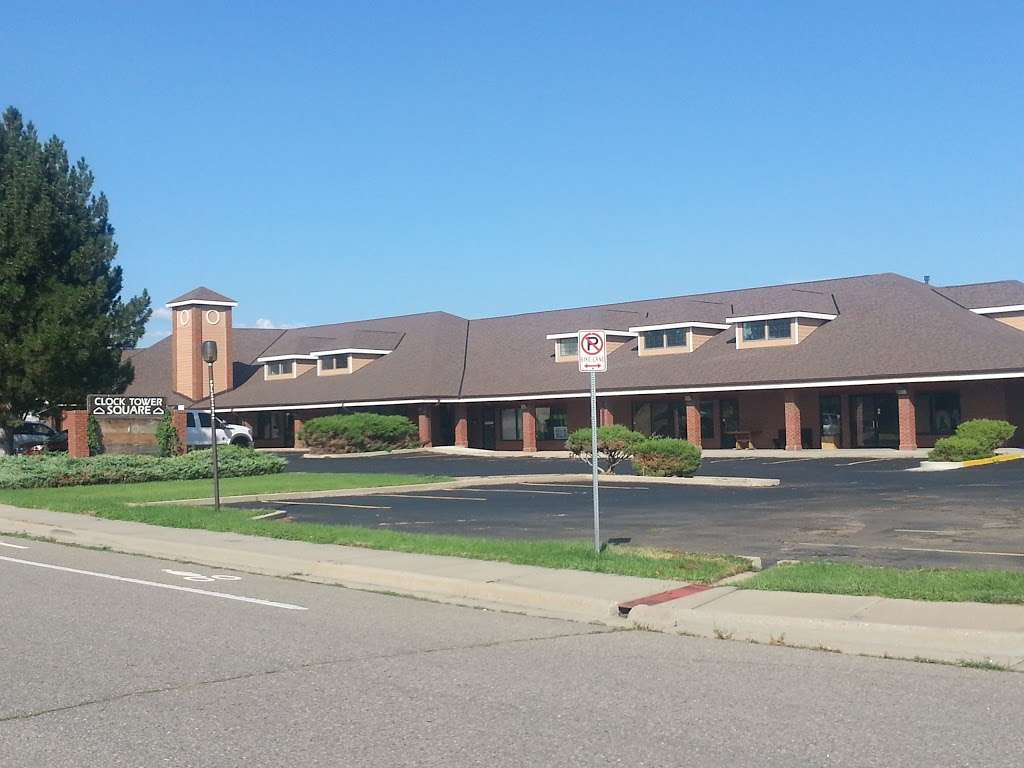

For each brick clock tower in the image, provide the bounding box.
[167,287,237,400]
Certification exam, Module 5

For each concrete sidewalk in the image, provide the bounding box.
[2,505,1022,669]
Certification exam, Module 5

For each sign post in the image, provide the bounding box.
[201,341,220,514]
[577,330,607,553]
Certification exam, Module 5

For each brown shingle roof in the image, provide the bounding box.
[166,286,238,305]
[934,280,1024,310]
[459,273,1024,397]
[131,273,1024,409]
[209,312,468,409]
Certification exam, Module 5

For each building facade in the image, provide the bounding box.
[124,275,1024,452]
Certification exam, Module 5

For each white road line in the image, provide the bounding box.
[841,459,886,466]
[763,459,813,464]
[0,555,306,610]
[376,494,488,501]
[276,500,391,510]
[893,529,960,535]
[0,540,30,549]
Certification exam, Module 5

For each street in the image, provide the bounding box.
[256,453,1024,570]
[3,538,1022,767]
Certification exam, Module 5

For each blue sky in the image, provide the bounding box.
[6,2,1022,344]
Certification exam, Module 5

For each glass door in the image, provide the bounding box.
[720,399,740,448]
[852,395,898,448]
[481,407,496,450]
[819,395,842,449]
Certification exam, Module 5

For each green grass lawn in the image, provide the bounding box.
[0,472,749,582]
[740,562,1024,605]
[0,472,449,510]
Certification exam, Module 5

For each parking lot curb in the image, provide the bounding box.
[139,473,779,506]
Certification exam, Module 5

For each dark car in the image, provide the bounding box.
[13,422,69,454]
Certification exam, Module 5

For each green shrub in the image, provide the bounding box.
[86,416,104,455]
[565,425,646,473]
[155,412,183,457]
[0,446,286,489]
[299,413,419,454]
[632,438,702,477]
[928,435,990,462]
[952,419,1016,454]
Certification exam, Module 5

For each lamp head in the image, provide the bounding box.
[201,340,218,364]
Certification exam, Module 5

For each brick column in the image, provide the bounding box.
[521,405,538,452]
[898,387,917,451]
[685,397,702,448]
[63,409,89,458]
[784,390,802,450]
[171,409,188,454]
[417,405,433,448]
[840,394,852,449]
[454,405,469,447]
[600,404,614,427]
[293,417,306,449]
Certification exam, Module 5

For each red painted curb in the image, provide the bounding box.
[618,583,712,615]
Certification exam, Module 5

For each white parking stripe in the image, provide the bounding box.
[376,494,487,501]
[519,483,650,491]
[763,459,814,464]
[0,540,30,549]
[276,500,391,510]
[793,541,1024,559]
[0,555,306,610]
[900,546,1024,559]
[468,488,572,495]
[893,529,960,535]
[841,459,886,466]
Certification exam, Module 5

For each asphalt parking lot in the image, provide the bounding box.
[258,452,1024,570]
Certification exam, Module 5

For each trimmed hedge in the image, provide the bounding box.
[299,413,420,454]
[928,419,1016,462]
[565,425,646,473]
[632,438,702,477]
[928,436,989,462]
[0,446,286,489]
[952,419,1016,454]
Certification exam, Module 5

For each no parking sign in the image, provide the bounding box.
[577,330,607,373]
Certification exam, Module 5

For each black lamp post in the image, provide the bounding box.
[202,340,220,513]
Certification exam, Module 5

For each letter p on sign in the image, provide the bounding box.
[577,330,607,373]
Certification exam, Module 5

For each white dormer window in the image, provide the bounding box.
[742,318,792,342]
[628,322,730,356]
[257,354,316,379]
[642,328,687,349]
[556,338,577,358]
[725,311,836,349]
[267,360,293,376]
[319,353,349,371]
[546,330,638,362]
[310,348,391,376]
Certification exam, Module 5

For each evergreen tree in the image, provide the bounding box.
[0,106,150,453]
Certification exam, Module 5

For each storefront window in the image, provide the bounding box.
[500,408,522,440]
[916,392,961,435]
[536,407,569,440]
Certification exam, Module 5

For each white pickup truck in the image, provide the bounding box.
[185,410,254,449]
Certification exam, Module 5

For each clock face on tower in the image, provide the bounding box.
[178,310,190,326]
[205,309,221,325]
